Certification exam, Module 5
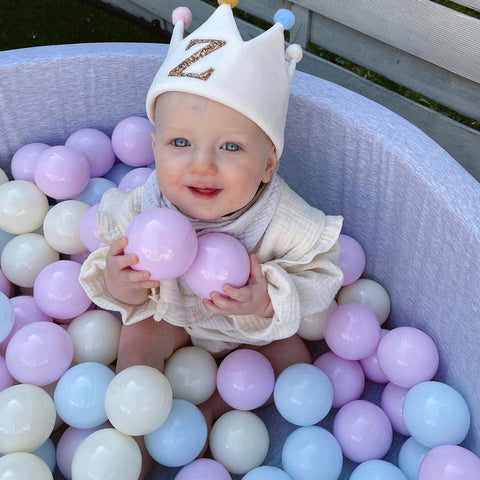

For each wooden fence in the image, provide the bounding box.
[97,0,480,181]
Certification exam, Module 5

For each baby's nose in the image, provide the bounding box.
[189,149,218,174]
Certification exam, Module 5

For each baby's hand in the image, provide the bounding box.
[105,236,160,305]
[203,253,274,318]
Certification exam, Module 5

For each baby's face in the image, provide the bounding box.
[152,92,276,220]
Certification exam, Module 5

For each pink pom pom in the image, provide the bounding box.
[172,7,192,28]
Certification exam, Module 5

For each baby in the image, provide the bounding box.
[80,1,343,476]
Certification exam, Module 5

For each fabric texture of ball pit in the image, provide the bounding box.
[0,42,480,479]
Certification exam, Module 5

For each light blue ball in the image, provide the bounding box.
[274,363,333,426]
[103,162,134,185]
[243,466,293,480]
[144,399,207,467]
[54,361,115,428]
[73,177,116,205]
[282,426,343,480]
[403,381,471,448]
[0,292,14,343]
[32,438,56,472]
[350,460,408,480]
[0,228,15,256]
[398,437,431,480]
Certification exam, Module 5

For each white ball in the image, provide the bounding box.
[0,452,53,480]
[67,310,121,365]
[164,346,217,404]
[297,300,337,341]
[105,365,173,436]
[0,384,56,454]
[0,233,59,288]
[337,278,391,325]
[43,200,90,255]
[0,180,49,234]
[210,410,269,474]
[71,428,141,480]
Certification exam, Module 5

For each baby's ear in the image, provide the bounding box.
[262,146,278,183]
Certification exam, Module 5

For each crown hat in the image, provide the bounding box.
[145,1,303,159]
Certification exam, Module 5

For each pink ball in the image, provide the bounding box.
[118,167,154,191]
[65,128,115,177]
[33,260,92,320]
[0,355,14,391]
[324,303,381,360]
[34,145,90,199]
[216,349,275,411]
[175,458,232,480]
[380,382,410,436]
[111,116,155,167]
[80,203,101,253]
[333,399,393,463]
[313,351,365,408]
[5,321,74,386]
[359,329,390,384]
[172,7,193,28]
[338,234,366,286]
[11,142,50,182]
[184,233,250,299]
[124,208,198,281]
[377,326,439,388]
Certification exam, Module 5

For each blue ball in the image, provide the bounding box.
[144,399,207,467]
[54,361,115,428]
[350,460,407,480]
[403,381,471,447]
[282,426,343,480]
[73,177,116,205]
[103,162,134,185]
[0,292,14,343]
[274,363,333,426]
[398,437,431,480]
[32,438,57,472]
[243,466,293,480]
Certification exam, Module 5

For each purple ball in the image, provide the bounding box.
[380,382,410,436]
[217,349,275,411]
[338,234,366,286]
[80,203,101,253]
[359,329,390,384]
[174,458,232,480]
[118,167,154,191]
[184,233,250,299]
[124,208,198,281]
[11,142,50,182]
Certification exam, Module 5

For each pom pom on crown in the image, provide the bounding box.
[274,9,295,30]
[172,7,192,28]
[218,0,239,7]
[286,44,303,64]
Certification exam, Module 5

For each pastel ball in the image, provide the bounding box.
[398,437,431,480]
[72,177,116,205]
[33,260,92,320]
[337,278,391,325]
[333,399,393,463]
[0,169,7,185]
[297,300,337,341]
[338,234,366,286]
[54,362,114,428]
[144,399,207,467]
[67,309,121,365]
[124,207,198,281]
[377,326,439,388]
[324,302,381,360]
[6,321,74,386]
[103,162,133,185]
[43,200,90,255]
[34,145,90,200]
[282,425,343,480]
[274,363,333,426]
[111,116,155,167]
[380,382,410,436]
[1,233,60,288]
[0,355,13,392]
[210,410,269,475]
[418,445,480,480]
[359,329,390,384]
[79,203,101,252]
[118,166,154,191]
[243,466,293,480]
[350,459,408,480]
[105,365,173,436]
[0,452,53,480]
[65,127,115,178]
[184,232,250,299]
[0,384,56,454]
[32,438,56,472]
[71,428,141,480]
[402,381,471,448]
[0,180,49,234]
[0,268,12,297]
[217,349,274,411]
[313,351,365,408]
[164,346,217,405]
[174,458,232,480]
[0,293,13,344]
[11,142,50,182]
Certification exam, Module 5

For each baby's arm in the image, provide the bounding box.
[105,236,160,305]
[203,253,274,318]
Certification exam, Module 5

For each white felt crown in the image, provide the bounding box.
[146,2,302,159]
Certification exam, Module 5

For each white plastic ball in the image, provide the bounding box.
[164,346,217,404]
[0,180,49,234]
[43,200,90,254]
[0,384,56,454]
[0,452,53,479]
[297,300,337,341]
[209,410,269,475]
[105,365,173,436]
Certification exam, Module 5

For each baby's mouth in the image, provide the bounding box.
[187,185,222,199]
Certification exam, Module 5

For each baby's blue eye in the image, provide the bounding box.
[172,138,189,147]
[223,142,240,152]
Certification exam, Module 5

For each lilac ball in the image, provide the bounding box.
[118,167,154,191]
[184,232,250,299]
[174,458,232,480]
[11,142,50,182]
[103,162,133,185]
[359,329,389,384]
[80,203,101,253]
[380,382,410,436]
[216,349,275,411]
[338,234,366,286]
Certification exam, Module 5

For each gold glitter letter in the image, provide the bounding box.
[169,39,226,80]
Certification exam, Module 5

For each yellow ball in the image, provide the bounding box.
[218,0,239,7]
